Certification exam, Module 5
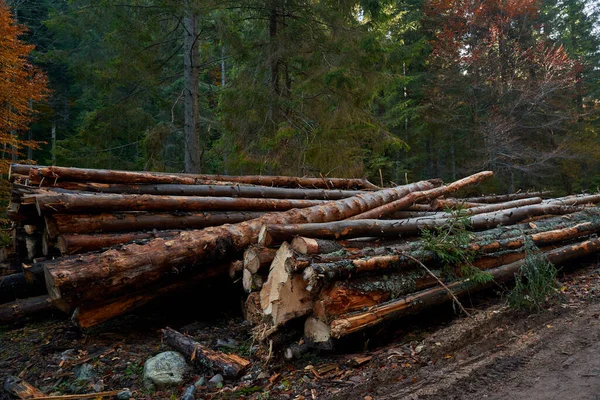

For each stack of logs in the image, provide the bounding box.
[2,164,600,360]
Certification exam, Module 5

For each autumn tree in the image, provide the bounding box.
[0,0,48,199]
[423,0,580,191]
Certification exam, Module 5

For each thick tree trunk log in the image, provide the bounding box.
[329,237,600,338]
[162,327,250,377]
[462,191,551,203]
[33,192,326,215]
[0,264,45,304]
[303,220,600,285]
[45,180,440,312]
[73,262,226,328]
[348,171,493,220]
[36,181,365,200]
[57,231,180,255]
[21,164,379,190]
[290,237,345,255]
[45,211,265,238]
[0,295,54,324]
[259,203,578,245]
[243,246,278,274]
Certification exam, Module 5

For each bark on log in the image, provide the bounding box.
[57,231,180,255]
[0,264,46,304]
[162,327,250,377]
[36,181,365,200]
[72,263,226,329]
[303,220,600,285]
[33,192,326,215]
[44,179,440,312]
[462,191,552,203]
[290,237,344,255]
[23,164,378,189]
[348,171,493,220]
[0,295,54,324]
[243,246,278,274]
[329,237,600,338]
[259,203,578,245]
[3,376,46,399]
[545,194,600,206]
[45,211,265,238]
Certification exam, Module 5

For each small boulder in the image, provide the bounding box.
[117,389,133,400]
[143,351,187,389]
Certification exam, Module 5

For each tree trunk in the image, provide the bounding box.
[243,246,277,274]
[462,191,552,203]
[44,180,440,312]
[21,164,379,190]
[348,171,493,220]
[0,295,54,324]
[162,327,250,377]
[328,237,600,338]
[258,203,578,245]
[56,231,180,255]
[35,181,365,200]
[45,211,265,238]
[184,10,201,173]
[33,192,325,215]
[0,264,46,304]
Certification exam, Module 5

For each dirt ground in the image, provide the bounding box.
[1,262,600,400]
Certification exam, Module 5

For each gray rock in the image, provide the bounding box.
[117,389,133,400]
[194,377,205,387]
[207,374,224,388]
[143,351,187,389]
[180,384,196,400]
[74,363,96,381]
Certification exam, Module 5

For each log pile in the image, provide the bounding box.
[3,164,600,358]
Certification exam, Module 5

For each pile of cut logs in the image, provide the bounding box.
[3,164,600,357]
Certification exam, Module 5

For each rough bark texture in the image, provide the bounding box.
[0,295,54,323]
[462,191,552,203]
[329,237,600,338]
[290,237,344,255]
[45,211,265,238]
[0,265,46,304]
[22,164,379,189]
[56,231,180,255]
[348,171,493,220]
[259,203,579,245]
[33,192,325,215]
[44,180,440,312]
[162,327,250,377]
[34,181,364,200]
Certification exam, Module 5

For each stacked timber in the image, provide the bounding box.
[4,163,600,359]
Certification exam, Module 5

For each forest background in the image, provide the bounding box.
[2,0,600,195]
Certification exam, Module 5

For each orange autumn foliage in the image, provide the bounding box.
[0,0,48,179]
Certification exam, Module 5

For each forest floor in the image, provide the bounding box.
[1,261,600,400]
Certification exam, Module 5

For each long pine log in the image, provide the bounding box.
[44,179,441,313]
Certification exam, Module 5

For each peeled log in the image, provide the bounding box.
[45,211,265,238]
[24,164,378,190]
[0,295,54,324]
[57,231,180,255]
[329,237,600,338]
[33,192,326,215]
[348,171,493,220]
[162,327,250,377]
[45,180,440,312]
[243,246,278,274]
[259,203,579,245]
[36,181,365,200]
